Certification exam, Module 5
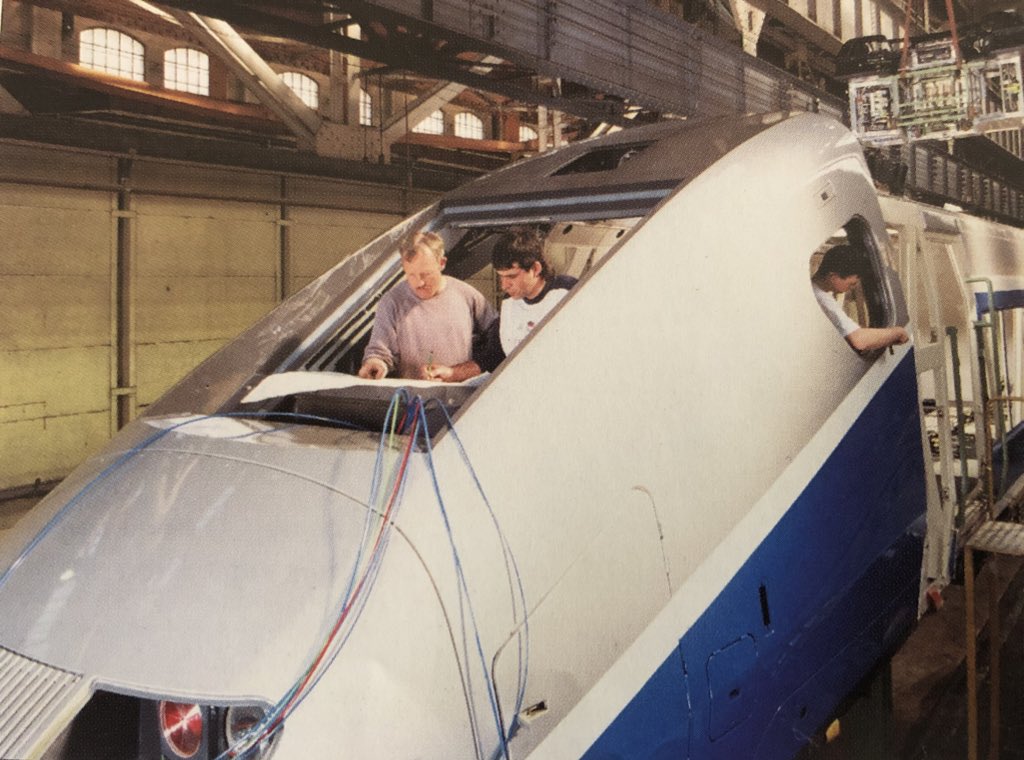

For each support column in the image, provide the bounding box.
[325,50,346,124]
[537,106,549,153]
[552,110,564,148]
[278,176,292,302]
[112,157,137,433]
[728,0,767,56]
[344,22,363,127]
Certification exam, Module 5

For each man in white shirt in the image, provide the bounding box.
[426,227,576,381]
[811,245,909,353]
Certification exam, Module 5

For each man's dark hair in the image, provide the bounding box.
[492,227,551,279]
[816,244,865,279]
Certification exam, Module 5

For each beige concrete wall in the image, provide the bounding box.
[0,146,117,491]
[0,141,440,492]
[133,194,281,407]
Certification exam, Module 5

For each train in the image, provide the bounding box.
[2,110,1024,760]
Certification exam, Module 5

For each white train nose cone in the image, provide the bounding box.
[0,420,387,701]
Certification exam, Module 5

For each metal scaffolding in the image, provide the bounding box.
[848,38,1023,145]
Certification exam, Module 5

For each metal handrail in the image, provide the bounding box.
[982,394,1024,520]
[968,277,1009,493]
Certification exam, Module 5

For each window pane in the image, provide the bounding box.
[281,71,319,109]
[164,47,209,96]
[519,125,538,142]
[412,110,444,135]
[80,28,145,82]
[454,112,484,139]
[360,89,373,126]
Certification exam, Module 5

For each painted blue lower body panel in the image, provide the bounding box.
[584,354,927,759]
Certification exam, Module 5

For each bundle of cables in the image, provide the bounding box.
[219,390,425,759]
[222,393,529,760]
[0,390,526,760]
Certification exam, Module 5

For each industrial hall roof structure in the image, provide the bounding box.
[0,0,1022,219]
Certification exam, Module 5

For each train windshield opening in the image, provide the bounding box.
[236,217,639,433]
[809,216,898,353]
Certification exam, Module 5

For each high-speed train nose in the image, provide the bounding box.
[0,415,391,701]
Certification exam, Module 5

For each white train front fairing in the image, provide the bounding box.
[0,112,954,759]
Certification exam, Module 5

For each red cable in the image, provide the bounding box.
[235,405,422,753]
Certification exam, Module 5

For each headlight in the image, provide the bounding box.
[153,699,277,759]
[158,701,204,759]
[224,703,267,744]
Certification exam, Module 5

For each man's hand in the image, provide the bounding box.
[358,357,388,380]
[422,363,455,381]
[423,361,482,383]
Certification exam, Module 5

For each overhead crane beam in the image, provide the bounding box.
[154,0,845,122]
[352,0,843,118]
[735,0,843,55]
[155,0,632,123]
[148,0,1020,222]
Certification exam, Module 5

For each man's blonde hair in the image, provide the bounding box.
[400,231,445,262]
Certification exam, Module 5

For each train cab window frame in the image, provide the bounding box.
[810,217,896,354]
[234,216,640,435]
[552,142,654,175]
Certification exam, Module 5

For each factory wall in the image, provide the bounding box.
[0,140,439,493]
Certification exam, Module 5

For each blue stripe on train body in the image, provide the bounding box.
[584,352,926,760]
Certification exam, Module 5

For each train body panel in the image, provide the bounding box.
[566,352,924,759]
[1,112,1022,760]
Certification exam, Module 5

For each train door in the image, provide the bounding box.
[901,220,978,602]
[899,221,964,602]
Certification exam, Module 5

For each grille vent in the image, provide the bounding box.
[0,645,87,759]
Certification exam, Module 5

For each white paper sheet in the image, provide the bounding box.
[241,371,485,403]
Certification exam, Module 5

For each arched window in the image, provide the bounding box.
[412,110,444,135]
[454,112,484,139]
[164,47,209,96]
[359,89,373,126]
[281,71,319,109]
[519,125,538,142]
[79,28,145,82]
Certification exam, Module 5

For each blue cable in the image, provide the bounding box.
[216,392,419,760]
[414,401,510,760]
[1,395,525,760]
[429,399,530,721]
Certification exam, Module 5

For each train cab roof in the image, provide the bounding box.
[439,113,789,225]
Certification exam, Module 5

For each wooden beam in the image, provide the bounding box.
[0,43,287,131]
